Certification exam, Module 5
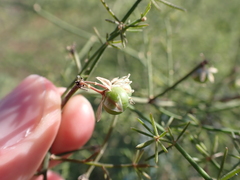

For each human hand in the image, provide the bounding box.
[0,75,95,180]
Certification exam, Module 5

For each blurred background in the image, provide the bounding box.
[1,0,240,179]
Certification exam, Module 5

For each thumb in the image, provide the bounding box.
[0,75,61,180]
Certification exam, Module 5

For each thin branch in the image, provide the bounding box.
[149,60,208,103]
[85,116,118,178]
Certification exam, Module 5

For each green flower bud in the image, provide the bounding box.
[103,86,130,115]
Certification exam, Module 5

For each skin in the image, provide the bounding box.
[0,75,95,180]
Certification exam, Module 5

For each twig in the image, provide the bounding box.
[149,60,208,103]
[84,116,118,178]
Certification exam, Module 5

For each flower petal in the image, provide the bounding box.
[110,77,120,84]
[200,71,207,82]
[209,67,218,73]
[96,77,112,90]
[208,73,215,83]
[96,97,104,122]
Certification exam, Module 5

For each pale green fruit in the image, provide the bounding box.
[103,86,129,115]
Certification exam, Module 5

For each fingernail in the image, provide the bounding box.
[0,75,60,149]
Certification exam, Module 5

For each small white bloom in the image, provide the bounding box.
[95,76,112,90]
[96,74,134,95]
[192,67,218,83]
[207,67,218,82]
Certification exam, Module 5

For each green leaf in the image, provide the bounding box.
[126,28,143,32]
[159,107,182,120]
[176,122,190,141]
[205,100,240,112]
[133,150,144,163]
[33,4,92,39]
[217,147,228,179]
[212,135,219,153]
[168,127,175,141]
[156,0,186,12]
[137,118,154,134]
[129,24,149,28]
[158,141,168,153]
[150,114,159,136]
[151,0,161,10]
[142,171,151,179]
[141,1,152,17]
[131,127,153,137]
[127,24,149,32]
[174,143,213,180]
[159,130,168,138]
[100,0,120,22]
[155,140,159,163]
[109,43,122,49]
[196,144,209,157]
[187,113,200,125]
[145,145,173,161]
[136,139,155,149]
[220,167,240,180]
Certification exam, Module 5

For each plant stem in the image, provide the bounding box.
[174,142,213,180]
[194,124,240,135]
[165,18,173,86]
[217,147,228,179]
[220,167,240,180]
[85,116,118,178]
[147,51,153,99]
[61,43,108,101]
[33,4,92,39]
[100,0,120,22]
[149,60,208,103]
[52,155,153,168]
[121,0,142,23]
[61,84,79,109]
[61,0,144,107]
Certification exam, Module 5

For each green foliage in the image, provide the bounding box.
[1,0,240,180]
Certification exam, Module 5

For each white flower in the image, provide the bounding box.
[207,67,218,82]
[192,67,218,83]
[96,74,134,95]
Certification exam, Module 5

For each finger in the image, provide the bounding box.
[0,75,61,180]
[31,171,64,180]
[50,95,95,154]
